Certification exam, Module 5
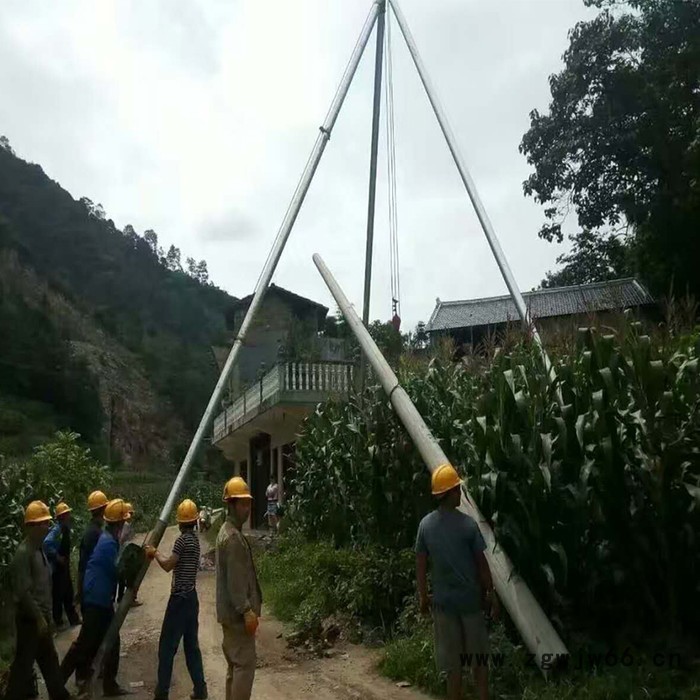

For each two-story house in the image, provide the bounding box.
[211,284,354,528]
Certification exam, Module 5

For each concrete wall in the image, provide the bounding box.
[231,294,312,394]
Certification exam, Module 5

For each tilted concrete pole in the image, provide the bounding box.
[313,253,568,671]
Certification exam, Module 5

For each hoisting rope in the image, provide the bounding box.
[384,9,401,329]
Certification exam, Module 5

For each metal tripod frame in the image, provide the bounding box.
[90,0,563,687]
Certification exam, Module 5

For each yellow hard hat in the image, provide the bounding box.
[177,499,198,523]
[431,463,462,496]
[124,502,134,521]
[104,498,129,523]
[87,490,109,511]
[25,500,51,524]
[55,502,72,518]
[222,476,253,501]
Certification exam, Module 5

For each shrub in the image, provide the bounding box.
[257,532,415,636]
[0,431,110,582]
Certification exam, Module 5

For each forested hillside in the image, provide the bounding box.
[0,140,236,468]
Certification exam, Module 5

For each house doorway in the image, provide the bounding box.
[249,432,271,528]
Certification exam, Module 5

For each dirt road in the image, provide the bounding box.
[53,527,431,700]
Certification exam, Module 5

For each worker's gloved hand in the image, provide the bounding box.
[243,610,259,636]
[144,545,157,560]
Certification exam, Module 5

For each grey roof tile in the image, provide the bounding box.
[426,278,654,332]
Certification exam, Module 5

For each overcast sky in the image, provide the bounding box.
[0,0,596,330]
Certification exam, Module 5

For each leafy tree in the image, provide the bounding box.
[368,320,404,364]
[79,197,106,220]
[143,229,159,255]
[195,259,209,284]
[0,135,14,155]
[185,257,209,284]
[31,430,110,506]
[165,244,182,271]
[542,230,631,288]
[123,224,139,247]
[407,321,429,350]
[520,0,700,295]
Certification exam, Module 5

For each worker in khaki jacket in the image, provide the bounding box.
[5,501,70,700]
[216,477,262,700]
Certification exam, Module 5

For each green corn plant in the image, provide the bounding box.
[288,317,700,643]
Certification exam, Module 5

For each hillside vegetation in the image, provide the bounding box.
[0,141,236,468]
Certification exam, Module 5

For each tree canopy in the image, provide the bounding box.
[520,0,700,293]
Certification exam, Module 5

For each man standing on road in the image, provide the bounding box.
[216,477,262,700]
[61,498,135,697]
[415,464,499,700]
[146,499,208,700]
[43,502,81,630]
[265,476,279,532]
[4,501,71,700]
[76,490,109,612]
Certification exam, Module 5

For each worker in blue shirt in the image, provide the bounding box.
[76,490,109,612]
[61,498,136,697]
[43,502,80,629]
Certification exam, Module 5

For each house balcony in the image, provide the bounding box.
[212,361,355,459]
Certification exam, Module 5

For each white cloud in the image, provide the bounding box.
[0,0,597,329]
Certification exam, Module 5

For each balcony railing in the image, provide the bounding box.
[213,361,354,443]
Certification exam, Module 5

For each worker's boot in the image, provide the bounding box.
[190,684,208,700]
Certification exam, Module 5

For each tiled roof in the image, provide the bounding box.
[426,278,655,332]
[231,283,328,314]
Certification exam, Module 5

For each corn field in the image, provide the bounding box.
[287,319,700,642]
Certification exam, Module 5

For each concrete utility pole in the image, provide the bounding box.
[313,253,568,671]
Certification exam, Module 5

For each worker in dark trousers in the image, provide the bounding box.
[146,499,207,700]
[4,501,71,700]
[43,502,80,629]
[61,499,135,697]
[76,491,109,613]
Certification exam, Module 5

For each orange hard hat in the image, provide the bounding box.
[104,498,130,523]
[177,499,198,523]
[222,476,253,501]
[55,502,72,518]
[25,501,51,524]
[87,490,109,511]
[431,464,463,496]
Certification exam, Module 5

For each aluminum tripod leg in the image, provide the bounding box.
[362,1,386,326]
[313,253,568,672]
[360,1,386,390]
[88,3,382,689]
[387,0,556,382]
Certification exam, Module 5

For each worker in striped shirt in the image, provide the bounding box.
[146,499,207,700]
